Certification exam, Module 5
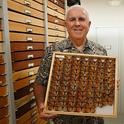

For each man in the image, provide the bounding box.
[34,5,107,124]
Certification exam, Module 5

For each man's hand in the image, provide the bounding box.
[38,103,58,120]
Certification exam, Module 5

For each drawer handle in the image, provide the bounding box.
[25,19,32,24]
[24,10,31,15]
[31,96,35,100]
[55,26,58,30]
[54,13,57,17]
[29,79,35,84]
[54,19,59,23]
[27,45,33,50]
[32,110,37,116]
[28,71,34,76]
[26,28,33,32]
[24,0,31,6]
[54,7,58,11]
[27,37,33,41]
[27,54,34,59]
[0,81,3,85]
[29,87,33,92]
[55,32,59,36]
[55,39,59,42]
[31,102,36,108]
[54,0,58,4]
[28,63,34,67]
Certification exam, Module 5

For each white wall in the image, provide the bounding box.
[80,0,124,124]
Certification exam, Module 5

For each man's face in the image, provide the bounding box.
[65,8,91,41]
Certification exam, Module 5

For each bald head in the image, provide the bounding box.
[65,5,90,21]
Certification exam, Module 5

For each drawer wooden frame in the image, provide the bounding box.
[44,52,118,118]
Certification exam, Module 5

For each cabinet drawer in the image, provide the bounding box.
[48,22,65,31]
[0,31,3,41]
[15,91,35,109]
[48,14,65,26]
[0,106,8,119]
[16,99,36,119]
[49,0,64,8]
[0,64,5,75]
[13,0,43,12]
[0,85,7,96]
[48,1,64,15]
[14,75,36,91]
[12,50,44,61]
[48,7,64,20]
[35,0,43,4]
[10,32,45,42]
[8,11,44,27]
[0,116,9,124]
[11,42,44,52]
[16,107,37,124]
[0,75,6,86]
[0,43,3,52]
[8,0,44,19]
[0,53,4,64]
[0,96,8,108]
[48,29,66,37]
[9,21,45,35]
[13,67,38,81]
[48,36,65,43]
[13,58,41,71]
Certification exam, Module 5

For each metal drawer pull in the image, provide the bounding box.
[31,102,36,108]
[55,26,58,30]
[27,45,33,50]
[55,19,59,23]
[25,19,32,24]
[26,28,33,32]
[28,63,34,67]
[29,79,35,84]
[27,54,34,59]
[24,0,31,6]
[31,96,35,100]
[54,13,57,17]
[32,111,37,116]
[0,81,3,85]
[55,32,59,36]
[29,87,33,92]
[54,0,58,4]
[24,10,31,15]
[54,7,58,11]
[28,71,34,76]
[27,37,33,41]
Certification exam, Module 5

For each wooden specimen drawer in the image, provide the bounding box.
[48,14,65,26]
[0,75,6,86]
[8,0,44,19]
[48,1,64,15]
[0,31,3,41]
[0,53,4,64]
[44,52,118,117]
[16,107,37,124]
[48,7,64,20]
[48,36,65,43]
[48,22,65,31]
[0,64,5,75]
[0,85,7,96]
[13,67,38,81]
[15,91,35,109]
[12,50,44,61]
[14,75,36,91]
[10,32,45,42]
[35,0,43,4]
[0,96,8,108]
[13,0,43,12]
[48,29,66,38]
[16,99,36,119]
[12,58,41,71]
[0,106,8,119]
[0,116,9,124]
[9,21,45,35]
[14,83,34,100]
[0,43,3,52]
[11,42,44,52]
[8,11,44,27]
[49,0,64,8]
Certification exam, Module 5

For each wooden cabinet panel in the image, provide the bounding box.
[0,85,7,96]
[8,0,44,19]
[11,42,44,52]
[9,21,45,34]
[10,32,45,42]
[0,53,4,64]
[13,0,43,12]
[48,22,65,31]
[13,67,38,81]
[8,11,44,27]
[48,7,65,20]
[0,31,3,41]
[0,43,3,52]
[48,1,64,15]
[0,116,9,124]
[0,64,5,75]
[11,50,44,61]
[48,14,65,26]
[0,106,8,119]
[49,0,64,8]
[0,75,6,86]
[12,58,41,71]
[0,96,8,108]
[14,75,36,91]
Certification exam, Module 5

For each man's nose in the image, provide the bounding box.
[75,20,80,26]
